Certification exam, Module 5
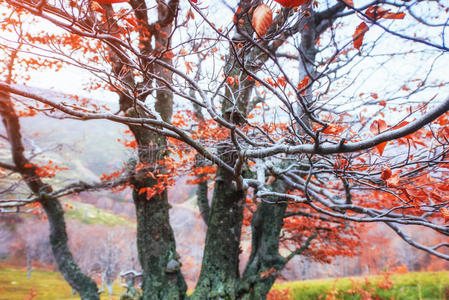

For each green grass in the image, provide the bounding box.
[0,267,123,300]
[64,200,134,227]
[274,271,449,299]
[1,267,448,299]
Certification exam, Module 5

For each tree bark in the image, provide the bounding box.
[133,183,186,299]
[239,193,287,300]
[191,163,245,299]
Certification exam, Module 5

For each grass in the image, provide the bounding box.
[1,267,448,299]
[0,267,123,300]
[64,200,134,228]
[274,271,449,299]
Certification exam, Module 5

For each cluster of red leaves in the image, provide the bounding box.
[135,159,177,200]
[282,202,361,263]
[186,166,217,184]
[266,288,292,300]
[100,169,124,181]
[353,6,406,50]
[24,161,68,178]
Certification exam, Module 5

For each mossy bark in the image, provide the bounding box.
[125,106,186,299]
[238,195,287,300]
[190,164,245,300]
[133,181,186,299]
[196,180,210,225]
[41,197,100,300]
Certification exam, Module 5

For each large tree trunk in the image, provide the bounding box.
[239,194,287,300]
[133,186,186,299]
[125,105,186,299]
[191,163,245,299]
[107,1,186,297]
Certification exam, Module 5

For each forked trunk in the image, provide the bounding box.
[191,165,245,299]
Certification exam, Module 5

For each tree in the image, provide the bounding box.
[1,0,449,299]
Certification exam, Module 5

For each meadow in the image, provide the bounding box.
[1,267,448,300]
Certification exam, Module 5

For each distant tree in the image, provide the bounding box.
[1,1,449,299]
[20,219,54,278]
[69,223,138,295]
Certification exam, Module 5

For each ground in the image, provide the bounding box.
[1,266,448,299]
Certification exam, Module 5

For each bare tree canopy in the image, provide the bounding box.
[0,0,449,299]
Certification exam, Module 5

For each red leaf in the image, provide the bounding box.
[370,119,387,135]
[380,166,392,180]
[376,141,388,156]
[297,75,310,94]
[365,6,389,20]
[441,208,449,222]
[353,22,368,50]
[252,4,273,37]
[383,12,406,19]
[96,0,129,3]
[342,0,354,7]
[385,172,399,187]
[274,0,310,7]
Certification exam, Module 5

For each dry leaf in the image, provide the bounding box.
[252,4,273,37]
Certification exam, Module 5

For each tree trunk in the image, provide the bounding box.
[133,180,186,299]
[26,245,32,279]
[40,196,100,300]
[238,192,287,300]
[191,164,245,299]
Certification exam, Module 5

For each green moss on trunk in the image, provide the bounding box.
[133,178,187,300]
[41,197,99,300]
[238,190,287,300]
[191,165,245,300]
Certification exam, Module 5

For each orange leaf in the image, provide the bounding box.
[383,12,406,19]
[370,119,387,135]
[252,4,273,37]
[297,75,310,94]
[441,208,449,222]
[386,172,400,187]
[353,22,368,50]
[91,1,105,13]
[380,166,392,180]
[376,141,388,156]
[342,0,354,7]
